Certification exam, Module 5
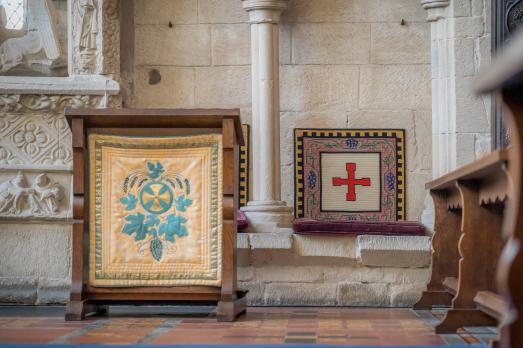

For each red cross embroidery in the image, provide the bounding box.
[332,163,371,201]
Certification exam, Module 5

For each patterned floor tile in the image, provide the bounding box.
[0,306,495,346]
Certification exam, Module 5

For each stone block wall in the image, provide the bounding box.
[129,0,433,221]
[236,233,431,307]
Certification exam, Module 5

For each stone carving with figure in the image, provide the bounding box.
[76,0,97,72]
[0,172,64,217]
[33,173,64,214]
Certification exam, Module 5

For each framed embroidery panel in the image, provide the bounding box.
[88,134,223,287]
[294,129,406,222]
[65,108,246,322]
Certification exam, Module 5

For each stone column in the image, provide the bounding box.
[241,0,293,232]
[420,0,492,228]
[422,0,452,180]
[421,0,492,179]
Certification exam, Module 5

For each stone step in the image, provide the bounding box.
[356,235,431,268]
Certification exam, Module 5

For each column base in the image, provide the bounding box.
[420,193,435,233]
[241,200,294,233]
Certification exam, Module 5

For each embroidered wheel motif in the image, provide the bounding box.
[140,181,174,215]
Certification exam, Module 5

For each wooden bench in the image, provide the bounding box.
[414,31,523,348]
[475,34,523,347]
[413,150,508,334]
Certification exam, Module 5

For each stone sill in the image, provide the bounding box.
[0,75,120,95]
[238,232,431,268]
[238,231,293,250]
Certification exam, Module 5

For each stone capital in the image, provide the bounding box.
[420,0,449,21]
[420,0,450,9]
[242,0,289,23]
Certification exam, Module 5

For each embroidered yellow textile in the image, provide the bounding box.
[88,134,223,287]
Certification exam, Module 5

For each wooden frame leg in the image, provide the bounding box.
[65,301,108,321]
[413,191,461,310]
[434,183,503,334]
[217,296,247,322]
[435,309,497,334]
[414,291,454,310]
[65,300,87,321]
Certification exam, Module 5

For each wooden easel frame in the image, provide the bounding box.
[64,108,246,321]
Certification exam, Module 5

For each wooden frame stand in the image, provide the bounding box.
[64,108,247,321]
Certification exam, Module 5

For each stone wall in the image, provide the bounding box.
[128,0,433,221]
[236,233,431,307]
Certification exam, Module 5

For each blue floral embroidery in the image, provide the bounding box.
[386,173,395,190]
[175,195,193,212]
[147,161,165,179]
[120,161,192,261]
[307,171,317,189]
[122,213,148,241]
[159,215,189,242]
[346,139,358,148]
[119,193,137,210]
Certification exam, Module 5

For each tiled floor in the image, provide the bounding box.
[0,306,496,346]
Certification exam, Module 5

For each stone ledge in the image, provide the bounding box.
[237,233,432,267]
[237,230,293,250]
[0,75,120,95]
[237,233,250,249]
[356,235,431,268]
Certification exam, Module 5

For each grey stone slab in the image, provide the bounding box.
[356,235,431,268]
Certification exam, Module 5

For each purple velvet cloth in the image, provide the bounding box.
[237,210,249,231]
[293,218,425,236]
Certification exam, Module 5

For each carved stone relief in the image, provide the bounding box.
[71,0,120,78]
[0,110,76,166]
[0,0,121,222]
[73,0,98,73]
[0,171,66,218]
[0,94,103,112]
[101,0,119,77]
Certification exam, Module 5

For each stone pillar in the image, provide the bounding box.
[421,0,492,179]
[423,0,452,181]
[420,0,492,228]
[241,0,293,232]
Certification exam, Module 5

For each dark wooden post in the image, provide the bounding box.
[495,91,523,348]
[217,117,246,321]
[413,191,459,309]
[65,118,86,320]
